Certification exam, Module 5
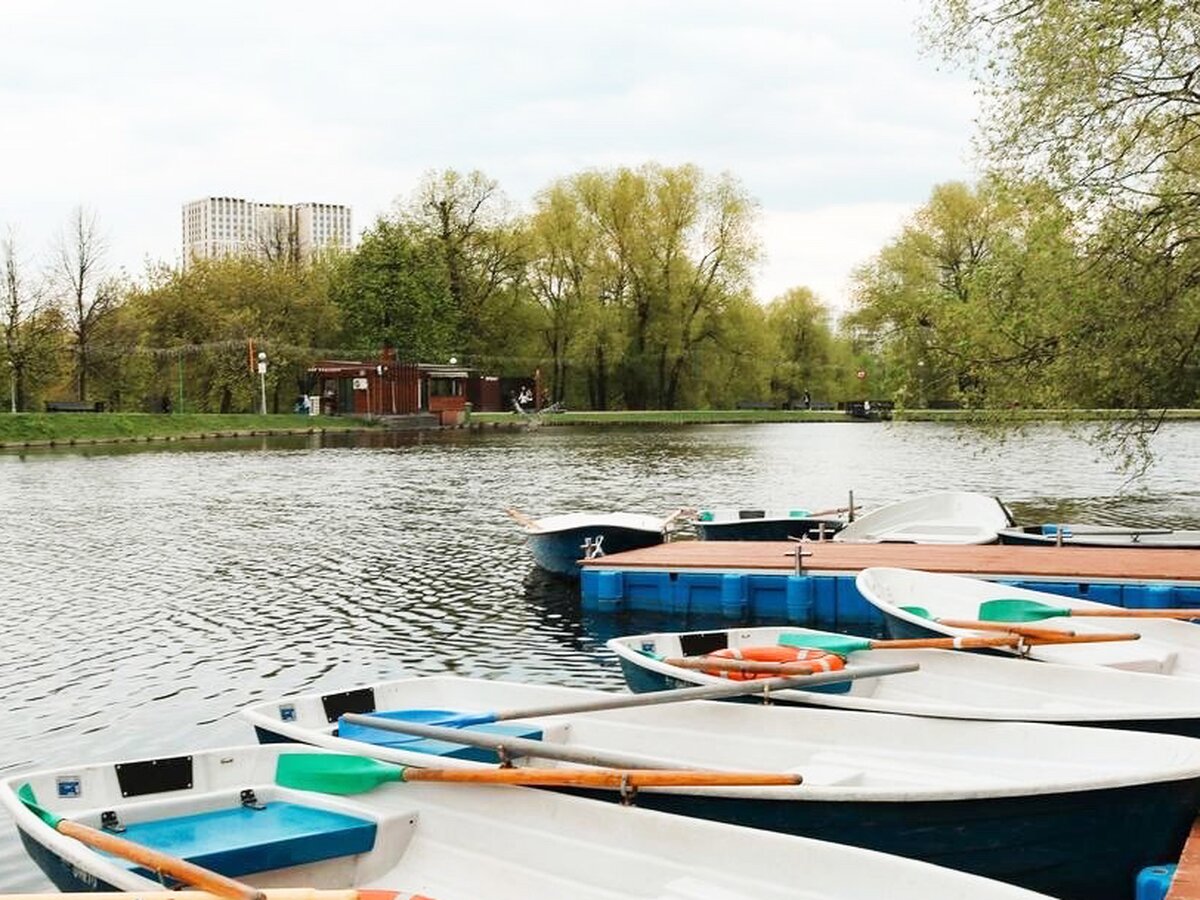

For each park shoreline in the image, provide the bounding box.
[2,408,1197,450]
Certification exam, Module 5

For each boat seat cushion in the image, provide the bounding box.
[338,711,544,763]
[113,801,376,878]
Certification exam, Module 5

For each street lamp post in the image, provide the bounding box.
[7,360,14,414]
[256,351,268,415]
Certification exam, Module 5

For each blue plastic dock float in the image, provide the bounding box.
[582,566,1200,625]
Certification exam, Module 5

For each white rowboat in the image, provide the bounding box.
[241,675,1200,900]
[858,566,1200,676]
[2,744,1052,900]
[607,624,1200,735]
[834,492,1012,544]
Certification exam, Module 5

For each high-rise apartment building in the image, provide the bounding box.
[181,196,352,267]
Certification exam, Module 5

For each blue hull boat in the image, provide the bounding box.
[242,675,1200,900]
[512,510,671,578]
[692,508,847,541]
[4,744,1056,900]
[608,625,1200,739]
[998,524,1200,548]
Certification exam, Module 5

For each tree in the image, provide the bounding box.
[400,170,529,365]
[121,256,341,413]
[332,217,455,361]
[558,164,761,409]
[926,1,1200,207]
[847,178,1081,409]
[765,287,841,406]
[926,0,1200,459]
[526,182,600,404]
[1,230,60,411]
[55,207,120,401]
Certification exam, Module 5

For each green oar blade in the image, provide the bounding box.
[978,598,1073,623]
[778,633,871,656]
[899,606,932,619]
[17,783,62,828]
[276,753,406,795]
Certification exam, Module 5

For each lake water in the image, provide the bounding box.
[2,420,1198,889]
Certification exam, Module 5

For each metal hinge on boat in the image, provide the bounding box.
[100,810,124,833]
[618,775,638,807]
[240,789,266,810]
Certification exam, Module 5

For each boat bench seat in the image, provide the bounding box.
[114,801,377,878]
[338,713,544,763]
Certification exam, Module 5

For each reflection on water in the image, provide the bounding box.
[0,421,1198,887]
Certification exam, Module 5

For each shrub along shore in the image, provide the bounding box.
[0,413,382,448]
[1,408,1197,449]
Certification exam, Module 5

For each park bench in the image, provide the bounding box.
[45,400,106,413]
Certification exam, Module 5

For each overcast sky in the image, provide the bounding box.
[1,0,978,310]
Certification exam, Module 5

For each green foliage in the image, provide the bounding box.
[847,178,1082,409]
[116,256,341,412]
[765,287,842,406]
[924,0,1200,465]
[525,164,764,409]
[331,217,457,361]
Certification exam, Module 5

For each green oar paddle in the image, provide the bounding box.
[979,597,1200,623]
[277,753,408,795]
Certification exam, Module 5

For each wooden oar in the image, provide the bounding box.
[0,896,385,900]
[17,785,262,900]
[899,605,1078,639]
[980,597,1200,623]
[776,632,1027,655]
[808,504,858,518]
[276,754,801,795]
[505,507,537,529]
[674,632,1142,676]
[390,664,917,729]
[932,618,1078,640]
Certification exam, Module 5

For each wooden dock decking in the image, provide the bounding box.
[582,540,1200,583]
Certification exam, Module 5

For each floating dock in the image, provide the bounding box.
[580,542,1200,627]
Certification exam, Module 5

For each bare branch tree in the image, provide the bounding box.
[255,206,301,266]
[55,207,117,400]
[2,229,56,411]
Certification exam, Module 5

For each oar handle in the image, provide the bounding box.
[874,635,1020,651]
[664,657,823,676]
[0,893,406,900]
[1070,608,1200,618]
[1023,631,1141,645]
[402,767,803,788]
[56,820,263,900]
[807,505,857,518]
[935,619,1077,640]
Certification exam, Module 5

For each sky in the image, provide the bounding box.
[1,0,979,311]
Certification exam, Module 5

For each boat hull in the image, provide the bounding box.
[527,527,663,577]
[615,654,1200,739]
[19,828,121,892]
[998,527,1200,549]
[5,743,1058,900]
[566,777,1200,900]
[695,517,845,541]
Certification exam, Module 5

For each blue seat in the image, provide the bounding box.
[338,710,543,763]
[114,802,376,878]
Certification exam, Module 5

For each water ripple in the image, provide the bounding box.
[0,422,1198,887]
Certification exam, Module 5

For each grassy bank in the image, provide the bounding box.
[0,413,380,447]
[470,407,1200,427]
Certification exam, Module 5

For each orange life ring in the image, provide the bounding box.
[702,645,845,681]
